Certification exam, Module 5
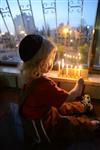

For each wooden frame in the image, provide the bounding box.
[88,0,100,74]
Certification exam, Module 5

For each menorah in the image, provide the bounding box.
[57,57,88,80]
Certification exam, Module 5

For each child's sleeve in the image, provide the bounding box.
[45,78,69,108]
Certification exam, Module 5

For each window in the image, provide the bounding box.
[0,0,99,73]
[88,1,100,73]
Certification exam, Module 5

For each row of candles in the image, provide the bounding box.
[64,53,81,60]
[58,59,88,79]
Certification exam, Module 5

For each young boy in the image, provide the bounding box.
[19,34,99,143]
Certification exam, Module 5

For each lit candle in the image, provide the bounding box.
[67,54,69,58]
[66,64,68,77]
[79,56,81,60]
[78,65,82,77]
[78,53,80,56]
[64,53,67,57]
[61,59,65,75]
[74,66,77,77]
[69,55,71,59]
[58,61,61,73]
[73,55,75,59]
[70,64,73,77]
[62,59,65,69]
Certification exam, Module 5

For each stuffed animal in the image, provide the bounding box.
[82,94,93,111]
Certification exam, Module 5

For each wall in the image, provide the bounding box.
[58,81,100,100]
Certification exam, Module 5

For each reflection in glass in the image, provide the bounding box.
[0,0,99,70]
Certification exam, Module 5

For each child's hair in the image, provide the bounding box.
[18,34,57,81]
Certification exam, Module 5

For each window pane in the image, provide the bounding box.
[93,2,100,69]
[0,0,99,69]
[94,26,100,69]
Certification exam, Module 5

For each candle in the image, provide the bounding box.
[78,53,80,56]
[79,56,81,60]
[73,55,75,59]
[66,64,68,77]
[70,64,73,77]
[61,59,65,69]
[58,61,61,73]
[78,65,82,77]
[64,53,67,57]
[74,66,77,77]
[61,59,65,76]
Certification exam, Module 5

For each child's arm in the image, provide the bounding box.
[66,77,84,101]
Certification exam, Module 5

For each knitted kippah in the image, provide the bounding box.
[19,34,43,62]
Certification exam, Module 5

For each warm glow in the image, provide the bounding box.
[66,64,68,76]
[57,51,87,79]
[73,56,75,59]
[79,65,82,70]
[61,59,65,69]
[78,65,82,77]
[64,53,67,57]
[63,28,69,34]
[1,32,5,35]
[20,30,26,35]
[58,61,61,72]
[70,39,73,42]
[69,30,72,35]
[78,53,80,56]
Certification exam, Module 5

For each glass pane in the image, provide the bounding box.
[0,0,98,69]
[94,27,100,69]
[93,2,100,70]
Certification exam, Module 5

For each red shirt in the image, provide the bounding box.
[21,76,68,120]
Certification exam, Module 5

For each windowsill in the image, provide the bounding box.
[45,71,100,86]
[0,66,100,86]
[0,65,20,76]
[0,66,100,99]
[0,61,18,67]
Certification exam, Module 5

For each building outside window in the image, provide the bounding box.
[0,0,99,74]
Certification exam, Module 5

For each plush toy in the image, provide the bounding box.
[82,94,93,111]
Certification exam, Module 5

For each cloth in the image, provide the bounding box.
[43,104,98,143]
[20,76,68,120]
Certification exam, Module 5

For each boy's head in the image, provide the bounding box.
[19,34,43,62]
[19,34,57,74]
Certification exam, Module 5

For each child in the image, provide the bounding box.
[19,34,99,143]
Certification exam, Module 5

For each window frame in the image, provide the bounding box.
[88,0,100,74]
[0,0,100,74]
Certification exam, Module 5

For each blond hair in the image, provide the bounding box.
[19,37,57,82]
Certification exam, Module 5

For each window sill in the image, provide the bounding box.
[45,71,100,86]
[0,67,100,86]
[0,65,20,76]
[0,67,100,99]
[45,71,100,99]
